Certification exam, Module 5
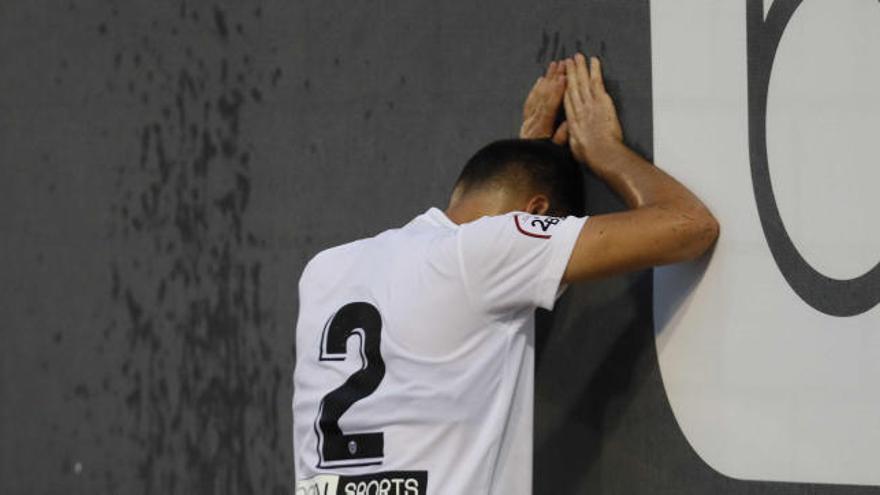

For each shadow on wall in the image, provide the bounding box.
[535,270,654,491]
[653,253,713,346]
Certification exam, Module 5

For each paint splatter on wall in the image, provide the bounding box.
[100,3,287,494]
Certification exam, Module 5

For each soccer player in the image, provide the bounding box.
[292,53,719,495]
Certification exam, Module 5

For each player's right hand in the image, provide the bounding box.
[562,53,624,165]
[519,60,567,140]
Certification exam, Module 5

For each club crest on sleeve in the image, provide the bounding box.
[513,214,564,239]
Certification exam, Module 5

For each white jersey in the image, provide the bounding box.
[293,207,586,495]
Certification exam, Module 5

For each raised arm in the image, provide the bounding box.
[561,53,719,283]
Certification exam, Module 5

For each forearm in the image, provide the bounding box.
[582,139,719,259]
[583,139,706,212]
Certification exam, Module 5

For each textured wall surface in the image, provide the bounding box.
[1,1,878,494]
[2,2,296,494]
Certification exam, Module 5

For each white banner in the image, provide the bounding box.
[651,0,880,486]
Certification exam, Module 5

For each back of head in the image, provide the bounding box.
[453,138,585,217]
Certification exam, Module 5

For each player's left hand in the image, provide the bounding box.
[519,60,566,140]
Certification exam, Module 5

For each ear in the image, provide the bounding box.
[524,194,550,215]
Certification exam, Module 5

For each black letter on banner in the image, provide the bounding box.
[747,0,880,316]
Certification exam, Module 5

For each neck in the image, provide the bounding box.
[444,188,520,225]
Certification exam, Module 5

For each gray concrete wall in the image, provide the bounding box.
[1,0,877,494]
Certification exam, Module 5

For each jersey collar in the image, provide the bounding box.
[423,207,458,229]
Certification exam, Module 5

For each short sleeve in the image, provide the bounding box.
[457,212,588,315]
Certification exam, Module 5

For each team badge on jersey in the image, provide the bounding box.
[513,214,565,239]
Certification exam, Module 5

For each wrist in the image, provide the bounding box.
[519,118,551,140]
[581,137,626,166]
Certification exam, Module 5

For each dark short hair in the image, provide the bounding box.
[454,138,584,216]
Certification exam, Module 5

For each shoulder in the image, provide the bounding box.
[510,213,572,239]
[299,225,407,284]
[299,237,367,284]
[461,212,575,241]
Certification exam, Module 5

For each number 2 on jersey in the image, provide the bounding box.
[315,302,386,468]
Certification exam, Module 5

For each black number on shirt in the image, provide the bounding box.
[531,216,561,231]
[315,302,386,468]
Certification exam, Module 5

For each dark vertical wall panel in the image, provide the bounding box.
[1,1,878,494]
[1,2,298,493]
